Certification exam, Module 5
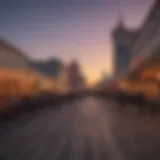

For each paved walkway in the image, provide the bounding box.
[0,97,160,160]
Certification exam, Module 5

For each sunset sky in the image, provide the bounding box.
[0,0,154,84]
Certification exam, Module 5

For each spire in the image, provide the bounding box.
[117,13,124,28]
[112,13,125,35]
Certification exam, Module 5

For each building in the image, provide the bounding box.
[0,38,37,105]
[0,38,32,71]
[112,18,140,77]
[67,60,85,92]
[116,0,160,99]
[128,0,160,81]
[32,58,62,79]
[56,64,71,94]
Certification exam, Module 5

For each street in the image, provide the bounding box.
[0,97,160,160]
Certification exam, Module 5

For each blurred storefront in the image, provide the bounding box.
[128,0,160,81]
[0,38,56,107]
[117,0,160,100]
[118,79,159,100]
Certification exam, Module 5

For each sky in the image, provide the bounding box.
[0,0,154,84]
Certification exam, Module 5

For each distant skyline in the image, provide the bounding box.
[0,0,154,84]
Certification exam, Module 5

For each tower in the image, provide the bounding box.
[112,15,138,77]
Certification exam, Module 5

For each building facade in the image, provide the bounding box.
[128,0,160,79]
[67,60,85,92]
[32,58,62,79]
[112,19,139,77]
[0,38,32,70]
[56,61,86,94]
[116,0,160,99]
[56,64,71,94]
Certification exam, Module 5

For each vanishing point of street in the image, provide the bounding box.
[0,97,160,160]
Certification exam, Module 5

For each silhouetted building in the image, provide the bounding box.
[32,58,62,79]
[56,64,71,94]
[0,38,32,71]
[112,18,140,77]
[67,60,85,91]
[97,73,113,89]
